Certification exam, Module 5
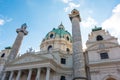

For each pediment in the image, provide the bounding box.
[10,53,48,65]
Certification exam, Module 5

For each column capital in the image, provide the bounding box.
[28,68,32,70]
[46,67,50,70]
[16,23,28,35]
[69,9,81,22]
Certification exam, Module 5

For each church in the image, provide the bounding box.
[0,9,120,80]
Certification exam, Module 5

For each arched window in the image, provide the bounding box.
[96,35,103,41]
[1,53,5,58]
[48,45,52,51]
[66,36,69,41]
[66,48,70,53]
[60,76,66,80]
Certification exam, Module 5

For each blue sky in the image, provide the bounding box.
[0,0,120,54]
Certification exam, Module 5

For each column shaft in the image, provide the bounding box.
[16,70,21,80]
[2,72,6,80]
[27,69,32,80]
[9,71,14,80]
[46,67,50,80]
[69,9,86,80]
[35,68,41,80]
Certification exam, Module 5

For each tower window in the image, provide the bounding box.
[1,53,5,58]
[50,34,54,38]
[60,76,66,80]
[100,53,109,59]
[48,45,52,51]
[66,48,70,53]
[66,36,69,41]
[61,58,66,64]
[96,35,103,41]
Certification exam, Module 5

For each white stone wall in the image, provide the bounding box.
[0,49,11,75]
[88,46,120,64]
[0,49,11,60]
[90,65,120,80]
[86,29,120,80]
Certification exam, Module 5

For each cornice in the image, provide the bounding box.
[5,59,72,73]
[88,59,120,67]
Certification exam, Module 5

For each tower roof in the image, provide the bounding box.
[92,26,102,32]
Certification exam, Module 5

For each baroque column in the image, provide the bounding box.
[2,72,6,80]
[46,67,50,80]
[16,70,21,80]
[27,69,32,80]
[69,9,86,80]
[35,68,41,80]
[0,23,28,80]
[9,71,14,80]
[8,23,28,62]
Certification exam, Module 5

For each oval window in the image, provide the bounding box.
[50,34,54,38]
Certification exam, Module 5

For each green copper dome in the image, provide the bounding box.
[43,23,72,43]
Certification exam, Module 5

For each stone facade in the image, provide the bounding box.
[86,28,120,80]
[0,9,120,80]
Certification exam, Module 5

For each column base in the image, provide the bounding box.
[73,77,87,80]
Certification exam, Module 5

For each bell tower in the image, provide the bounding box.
[69,9,86,80]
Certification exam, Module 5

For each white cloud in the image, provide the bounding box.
[64,2,80,12]
[0,16,13,26]
[102,4,120,39]
[0,19,5,26]
[62,0,72,3]
[81,17,98,27]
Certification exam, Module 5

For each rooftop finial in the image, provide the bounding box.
[58,22,65,30]
[60,22,63,26]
